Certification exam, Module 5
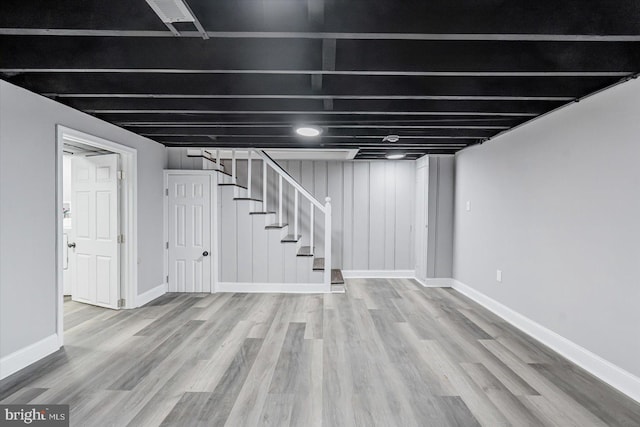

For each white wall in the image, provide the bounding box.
[166,147,205,170]
[281,160,415,271]
[453,78,640,378]
[0,81,166,362]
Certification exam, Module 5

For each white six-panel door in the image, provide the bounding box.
[71,154,120,309]
[168,174,212,292]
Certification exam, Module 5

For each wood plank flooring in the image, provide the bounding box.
[2,280,640,426]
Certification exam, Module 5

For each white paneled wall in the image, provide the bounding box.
[164,148,416,271]
[281,160,415,270]
[166,147,205,170]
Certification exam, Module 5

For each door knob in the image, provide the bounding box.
[203,251,209,257]
[67,242,76,248]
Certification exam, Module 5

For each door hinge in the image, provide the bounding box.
[165,241,169,249]
[118,298,125,308]
[166,275,169,283]
[117,170,125,180]
[165,188,169,196]
[117,234,125,244]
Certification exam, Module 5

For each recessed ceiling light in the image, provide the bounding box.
[295,126,322,137]
[382,134,400,143]
[386,153,406,160]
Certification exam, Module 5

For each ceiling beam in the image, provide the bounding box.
[141,133,484,138]
[2,68,630,77]
[321,39,336,110]
[161,143,470,148]
[43,93,575,101]
[2,28,640,42]
[119,123,511,129]
[89,109,538,116]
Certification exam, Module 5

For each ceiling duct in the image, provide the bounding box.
[145,0,209,39]
[145,0,195,23]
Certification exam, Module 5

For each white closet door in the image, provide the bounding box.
[168,174,212,292]
[71,154,120,309]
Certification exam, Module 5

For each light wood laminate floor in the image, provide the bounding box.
[2,279,640,426]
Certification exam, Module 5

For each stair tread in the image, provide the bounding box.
[281,234,302,243]
[313,257,324,271]
[265,223,288,229]
[249,211,276,215]
[331,269,345,284]
[297,246,314,257]
[215,170,233,177]
[233,197,263,202]
[219,183,247,189]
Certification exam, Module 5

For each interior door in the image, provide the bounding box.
[415,163,429,282]
[70,154,120,309]
[168,174,212,292]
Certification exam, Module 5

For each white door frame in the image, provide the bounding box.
[163,170,218,293]
[56,125,138,347]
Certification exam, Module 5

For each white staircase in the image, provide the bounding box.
[197,149,344,293]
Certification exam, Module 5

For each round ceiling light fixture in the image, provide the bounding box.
[295,125,322,137]
[382,134,400,143]
[386,152,406,160]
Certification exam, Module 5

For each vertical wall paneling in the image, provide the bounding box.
[251,214,269,282]
[313,161,328,255]
[395,162,415,270]
[352,162,371,269]
[172,156,417,273]
[327,161,344,267]
[342,163,354,270]
[300,161,314,246]
[384,162,397,269]
[166,147,201,170]
[368,162,386,269]
[219,187,237,282]
[236,201,253,282]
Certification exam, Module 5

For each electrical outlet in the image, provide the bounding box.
[466,201,471,211]
[496,269,502,283]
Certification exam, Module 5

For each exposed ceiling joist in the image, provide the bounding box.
[43,93,575,101]
[88,109,538,116]
[2,68,630,77]
[3,28,640,42]
[2,0,638,158]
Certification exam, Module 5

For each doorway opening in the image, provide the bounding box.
[56,126,138,347]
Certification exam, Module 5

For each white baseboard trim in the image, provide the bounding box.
[414,277,454,288]
[451,279,640,404]
[216,282,328,294]
[136,283,168,307]
[342,270,415,279]
[0,334,60,380]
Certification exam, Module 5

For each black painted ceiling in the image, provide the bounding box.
[1,0,639,159]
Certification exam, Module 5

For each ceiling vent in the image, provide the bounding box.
[145,0,195,23]
[382,135,400,143]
